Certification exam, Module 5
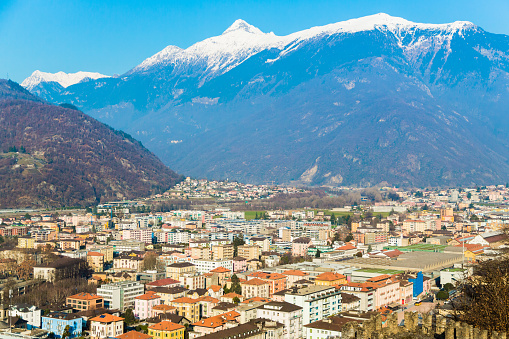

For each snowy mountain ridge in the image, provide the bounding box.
[128,13,478,79]
[21,70,110,91]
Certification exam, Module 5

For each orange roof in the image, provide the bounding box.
[315,272,346,281]
[242,297,271,303]
[192,311,240,328]
[210,266,231,273]
[197,296,220,303]
[146,278,181,287]
[209,285,222,292]
[247,272,286,280]
[335,244,356,251]
[242,278,269,286]
[68,293,103,300]
[87,252,105,257]
[115,331,152,339]
[282,269,308,276]
[222,292,243,299]
[135,291,161,300]
[90,313,124,323]
[148,321,185,331]
[171,297,199,304]
[152,305,176,311]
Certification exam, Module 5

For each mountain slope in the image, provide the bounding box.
[0,80,182,208]
[22,14,509,186]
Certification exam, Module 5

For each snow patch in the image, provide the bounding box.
[192,97,219,105]
[22,70,110,91]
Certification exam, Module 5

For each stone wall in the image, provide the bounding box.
[341,312,507,339]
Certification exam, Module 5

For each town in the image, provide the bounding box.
[0,181,508,339]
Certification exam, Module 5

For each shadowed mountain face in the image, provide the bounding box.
[0,80,182,208]
[23,14,509,186]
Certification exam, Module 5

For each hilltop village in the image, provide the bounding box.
[0,180,508,339]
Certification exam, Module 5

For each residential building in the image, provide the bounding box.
[33,257,88,282]
[191,259,233,274]
[9,304,42,329]
[284,285,342,325]
[305,316,363,339]
[87,252,105,272]
[256,302,303,339]
[168,297,201,323]
[192,311,240,336]
[209,266,231,286]
[166,262,196,280]
[249,237,270,252]
[17,237,35,249]
[198,323,266,339]
[179,272,206,290]
[339,282,375,311]
[232,257,247,273]
[147,286,187,305]
[41,312,83,338]
[135,291,162,320]
[97,281,144,311]
[241,278,270,299]
[282,270,310,287]
[148,321,185,339]
[292,238,312,257]
[66,293,104,311]
[190,247,211,260]
[314,272,347,286]
[237,245,261,261]
[211,244,234,260]
[247,272,287,295]
[115,331,152,339]
[89,313,124,339]
[113,256,143,272]
[122,229,152,243]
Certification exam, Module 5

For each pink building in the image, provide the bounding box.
[134,291,162,320]
[122,229,152,243]
[232,257,247,272]
[291,237,312,256]
[365,275,401,309]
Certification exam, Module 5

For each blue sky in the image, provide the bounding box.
[1,0,508,83]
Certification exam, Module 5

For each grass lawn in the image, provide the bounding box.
[244,211,266,220]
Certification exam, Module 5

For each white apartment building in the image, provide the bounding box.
[97,281,144,311]
[9,304,42,329]
[284,285,342,325]
[256,302,303,339]
[190,259,233,273]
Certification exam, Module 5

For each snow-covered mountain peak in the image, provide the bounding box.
[21,70,109,91]
[223,19,263,35]
[133,45,183,72]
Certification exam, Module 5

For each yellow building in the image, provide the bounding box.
[211,244,234,260]
[169,297,200,323]
[315,272,347,286]
[237,245,261,260]
[166,262,196,280]
[18,236,34,249]
[87,252,105,272]
[148,321,185,339]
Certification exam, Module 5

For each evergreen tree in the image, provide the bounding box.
[62,325,71,339]
[123,308,136,325]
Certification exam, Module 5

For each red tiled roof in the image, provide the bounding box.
[192,311,240,328]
